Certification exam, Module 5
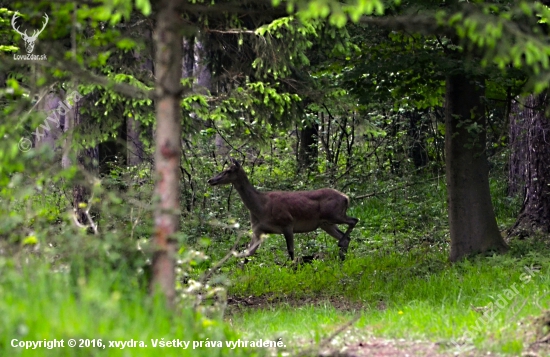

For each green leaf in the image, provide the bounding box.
[22,236,38,246]
[116,38,136,50]
[135,0,152,15]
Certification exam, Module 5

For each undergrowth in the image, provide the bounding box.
[0,260,261,357]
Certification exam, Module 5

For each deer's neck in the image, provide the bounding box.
[233,174,265,214]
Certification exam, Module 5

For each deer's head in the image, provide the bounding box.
[12,12,49,54]
[207,159,241,186]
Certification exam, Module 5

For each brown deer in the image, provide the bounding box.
[207,159,358,260]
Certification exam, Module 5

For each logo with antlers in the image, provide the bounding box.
[11,12,48,54]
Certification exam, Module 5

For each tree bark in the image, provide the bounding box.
[150,0,184,304]
[127,117,144,166]
[126,30,152,167]
[298,120,318,170]
[74,99,99,226]
[510,94,550,232]
[445,74,508,261]
[34,90,65,154]
[407,110,429,169]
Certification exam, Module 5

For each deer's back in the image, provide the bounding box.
[264,188,349,226]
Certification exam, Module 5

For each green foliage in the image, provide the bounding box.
[288,0,387,25]
[2,0,550,356]
[0,262,260,357]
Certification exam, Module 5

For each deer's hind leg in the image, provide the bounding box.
[320,223,350,260]
[340,216,358,241]
[281,226,295,261]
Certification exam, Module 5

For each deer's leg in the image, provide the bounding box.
[320,224,349,260]
[338,217,358,258]
[341,216,358,240]
[281,227,295,261]
[245,229,264,257]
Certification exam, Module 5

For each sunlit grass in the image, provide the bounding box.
[228,248,550,354]
[0,261,259,357]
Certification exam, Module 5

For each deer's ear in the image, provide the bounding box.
[231,158,240,167]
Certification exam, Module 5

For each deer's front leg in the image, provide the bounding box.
[245,228,263,257]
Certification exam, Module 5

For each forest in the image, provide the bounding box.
[1,0,550,356]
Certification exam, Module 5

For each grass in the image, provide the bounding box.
[215,176,548,355]
[227,246,550,354]
[0,260,261,357]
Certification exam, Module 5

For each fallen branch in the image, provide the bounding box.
[294,314,361,357]
[354,175,444,200]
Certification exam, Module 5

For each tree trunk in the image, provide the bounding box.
[127,117,144,166]
[407,110,429,169]
[298,120,318,170]
[126,31,152,167]
[150,0,184,304]
[71,96,99,227]
[510,94,550,232]
[445,74,508,261]
[507,98,527,196]
[34,90,65,154]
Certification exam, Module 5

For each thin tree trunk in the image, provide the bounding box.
[150,0,184,304]
[510,94,550,232]
[445,74,508,261]
[408,110,429,169]
[127,31,152,167]
[127,117,144,165]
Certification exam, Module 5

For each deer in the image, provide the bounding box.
[207,159,358,261]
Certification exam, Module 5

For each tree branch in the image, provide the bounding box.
[30,59,155,99]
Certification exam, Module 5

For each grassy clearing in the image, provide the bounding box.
[228,244,550,354]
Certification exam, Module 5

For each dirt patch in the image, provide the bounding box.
[227,295,365,314]
[318,337,481,357]
[318,338,550,357]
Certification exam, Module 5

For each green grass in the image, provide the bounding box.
[227,247,550,354]
[0,260,261,357]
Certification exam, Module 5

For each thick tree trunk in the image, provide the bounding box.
[34,90,65,154]
[445,74,508,261]
[182,36,195,79]
[150,0,183,304]
[510,94,550,232]
[508,98,528,196]
[194,35,211,94]
[298,120,318,170]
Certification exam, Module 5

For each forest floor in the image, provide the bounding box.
[318,337,549,357]
[227,296,550,357]
[220,232,550,357]
[194,176,549,356]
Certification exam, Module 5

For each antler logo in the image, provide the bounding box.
[11,12,48,54]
